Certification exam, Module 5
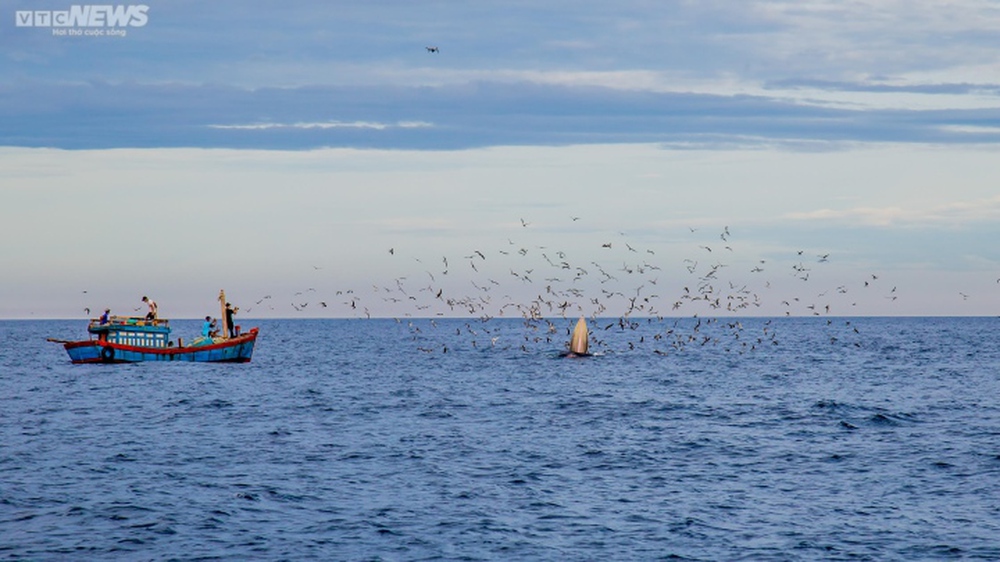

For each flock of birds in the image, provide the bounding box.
[193,40,990,355]
[77,211,996,355]
[226,215,940,356]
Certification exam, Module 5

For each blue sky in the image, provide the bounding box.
[3,1,1000,319]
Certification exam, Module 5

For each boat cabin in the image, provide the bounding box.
[88,316,171,348]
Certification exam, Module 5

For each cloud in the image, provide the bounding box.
[208,120,433,131]
[785,195,1000,227]
[5,1,1000,150]
[3,78,1000,151]
[939,124,1000,135]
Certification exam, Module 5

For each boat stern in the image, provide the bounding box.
[63,340,113,364]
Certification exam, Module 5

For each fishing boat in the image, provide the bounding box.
[50,290,258,364]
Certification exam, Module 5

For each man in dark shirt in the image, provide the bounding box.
[225,302,238,338]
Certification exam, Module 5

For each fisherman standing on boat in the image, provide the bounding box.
[99,309,110,325]
[142,296,158,321]
[225,302,238,338]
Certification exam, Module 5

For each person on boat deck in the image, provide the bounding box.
[225,302,238,338]
[142,296,158,321]
[99,309,110,325]
[202,316,218,338]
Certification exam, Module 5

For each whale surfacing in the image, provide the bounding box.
[569,317,589,355]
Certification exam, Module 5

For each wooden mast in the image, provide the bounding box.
[218,289,228,340]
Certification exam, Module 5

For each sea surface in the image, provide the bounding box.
[3,317,1000,561]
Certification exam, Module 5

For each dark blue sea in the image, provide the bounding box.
[3,317,1000,561]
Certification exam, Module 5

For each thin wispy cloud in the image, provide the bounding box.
[786,195,1000,227]
[939,124,1000,135]
[208,120,433,131]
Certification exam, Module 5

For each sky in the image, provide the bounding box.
[2,0,1000,319]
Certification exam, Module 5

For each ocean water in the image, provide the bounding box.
[3,316,1000,561]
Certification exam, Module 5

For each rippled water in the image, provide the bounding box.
[3,317,1000,560]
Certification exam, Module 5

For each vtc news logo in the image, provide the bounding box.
[15,5,149,28]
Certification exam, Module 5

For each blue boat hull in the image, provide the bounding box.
[63,329,258,363]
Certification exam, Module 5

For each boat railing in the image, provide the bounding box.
[88,316,170,329]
